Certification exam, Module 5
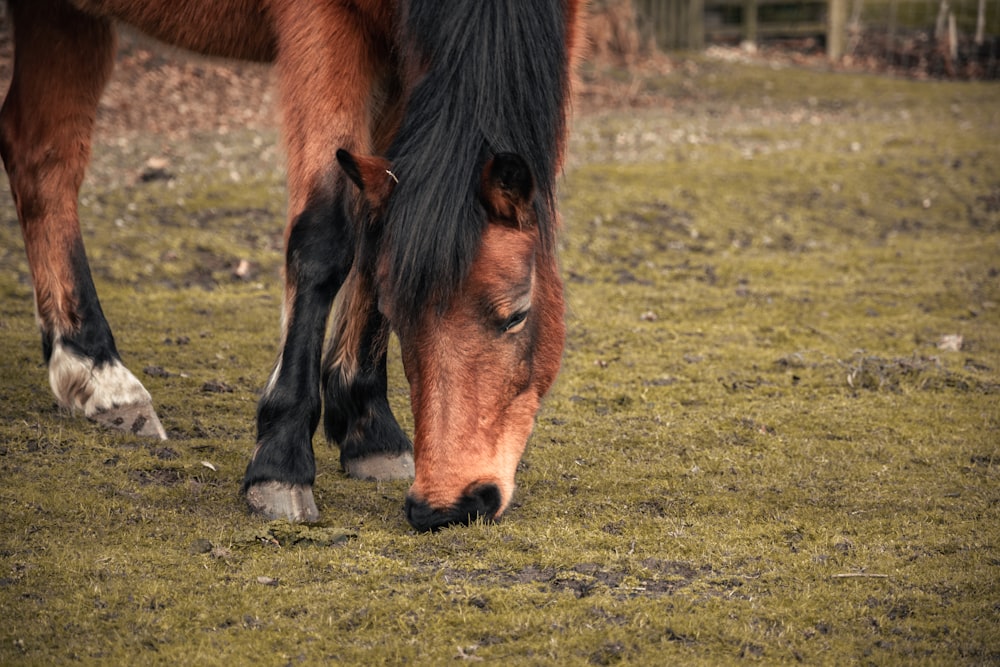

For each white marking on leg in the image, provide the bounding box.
[262,357,283,399]
[262,282,295,399]
[48,338,153,418]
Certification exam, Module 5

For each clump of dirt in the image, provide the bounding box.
[842,353,999,394]
[235,520,358,548]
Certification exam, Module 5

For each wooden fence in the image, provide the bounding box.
[633,0,997,60]
[633,0,847,55]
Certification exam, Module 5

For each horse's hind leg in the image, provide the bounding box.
[0,1,166,438]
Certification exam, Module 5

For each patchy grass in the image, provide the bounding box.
[1,59,999,664]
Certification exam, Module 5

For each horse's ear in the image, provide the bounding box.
[480,153,535,226]
[336,148,397,209]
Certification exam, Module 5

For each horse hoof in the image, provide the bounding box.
[244,481,320,522]
[91,403,168,440]
[344,452,415,481]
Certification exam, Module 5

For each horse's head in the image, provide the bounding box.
[337,150,565,532]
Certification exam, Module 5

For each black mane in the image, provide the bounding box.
[382,0,569,324]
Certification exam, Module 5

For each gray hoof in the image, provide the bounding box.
[344,452,415,481]
[244,481,320,522]
[92,403,167,440]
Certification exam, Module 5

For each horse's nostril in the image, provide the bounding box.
[468,482,502,517]
[405,483,503,532]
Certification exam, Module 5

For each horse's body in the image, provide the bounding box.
[1,0,584,531]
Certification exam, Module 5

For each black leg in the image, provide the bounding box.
[242,193,354,521]
[322,292,413,481]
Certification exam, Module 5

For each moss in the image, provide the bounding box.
[1,60,999,664]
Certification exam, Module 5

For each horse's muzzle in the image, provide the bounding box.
[404,483,503,532]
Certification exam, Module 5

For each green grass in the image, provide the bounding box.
[1,60,999,664]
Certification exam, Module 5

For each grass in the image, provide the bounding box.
[1,58,998,664]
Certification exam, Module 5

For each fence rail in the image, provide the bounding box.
[633,0,999,62]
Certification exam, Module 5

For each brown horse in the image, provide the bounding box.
[1,0,584,531]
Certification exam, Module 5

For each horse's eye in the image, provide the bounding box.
[501,310,529,334]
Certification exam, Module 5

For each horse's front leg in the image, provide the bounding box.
[240,4,394,521]
[322,267,414,481]
[1,2,165,439]
[241,188,354,522]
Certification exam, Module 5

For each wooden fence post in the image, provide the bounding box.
[828,0,848,60]
[744,0,759,45]
[975,0,986,45]
[689,0,706,49]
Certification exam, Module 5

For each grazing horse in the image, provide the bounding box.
[1,0,584,531]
